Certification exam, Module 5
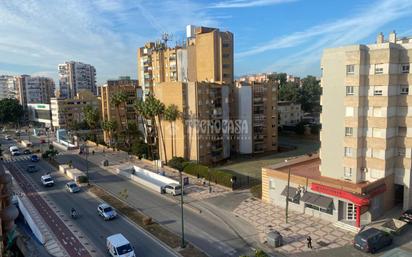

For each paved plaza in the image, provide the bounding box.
[234,197,355,255]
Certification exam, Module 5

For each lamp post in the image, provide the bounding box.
[179,170,185,248]
[285,159,291,224]
[84,139,90,186]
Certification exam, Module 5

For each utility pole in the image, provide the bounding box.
[179,171,185,248]
[285,159,291,224]
[85,140,90,186]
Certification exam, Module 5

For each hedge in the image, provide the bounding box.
[183,162,233,188]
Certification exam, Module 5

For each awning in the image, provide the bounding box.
[281,186,298,197]
[301,191,333,209]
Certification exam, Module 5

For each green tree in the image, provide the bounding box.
[163,104,180,158]
[110,91,128,145]
[83,105,100,142]
[102,120,117,148]
[297,75,321,113]
[131,140,148,159]
[144,95,167,163]
[278,81,299,102]
[268,73,287,86]
[0,98,24,125]
[134,99,153,159]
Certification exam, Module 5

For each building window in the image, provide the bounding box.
[370,169,381,179]
[344,147,353,157]
[344,167,352,178]
[398,148,406,156]
[345,107,354,117]
[401,64,410,74]
[398,126,407,136]
[375,64,384,74]
[346,65,355,75]
[269,179,275,190]
[223,54,230,58]
[222,43,230,48]
[373,88,383,96]
[345,127,353,136]
[346,86,354,95]
[400,86,409,95]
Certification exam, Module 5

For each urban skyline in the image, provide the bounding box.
[1,0,412,84]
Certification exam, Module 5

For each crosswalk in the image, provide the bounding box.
[2,155,33,163]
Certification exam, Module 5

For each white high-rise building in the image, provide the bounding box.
[58,61,96,98]
[16,75,55,107]
[0,75,17,100]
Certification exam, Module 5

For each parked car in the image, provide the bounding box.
[97,203,117,220]
[65,181,80,193]
[30,154,39,162]
[41,174,54,187]
[106,234,136,257]
[23,149,31,155]
[26,165,38,173]
[164,183,182,196]
[9,146,20,156]
[353,227,393,253]
[4,135,11,140]
[399,209,412,223]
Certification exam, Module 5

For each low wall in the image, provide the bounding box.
[58,164,86,182]
[17,196,45,244]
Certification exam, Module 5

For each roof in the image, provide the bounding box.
[357,227,382,238]
[66,181,77,185]
[301,191,333,209]
[98,203,111,209]
[41,174,52,180]
[281,186,298,197]
[107,233,129,247]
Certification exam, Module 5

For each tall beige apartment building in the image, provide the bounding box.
[100,77,141,143]
[260,31,412,229]
[15,75,55,107]
[321,31,412,210]
[233,81,278,154]
[187,25,234,85]
[154,81,230,164]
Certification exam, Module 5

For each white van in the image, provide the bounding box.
[106,234,136,257]
[9,146,20,156]
[164,183,182,196]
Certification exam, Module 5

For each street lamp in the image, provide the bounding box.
[83,139,90,186]
[285,159,291,224]
[179,170,185,248]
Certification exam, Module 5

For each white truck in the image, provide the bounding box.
[106,234,136,257]
[41,174,54,187]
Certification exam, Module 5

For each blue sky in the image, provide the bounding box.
[1,0,412,84]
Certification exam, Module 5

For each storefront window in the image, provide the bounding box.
[304,203,333,215]
[320,206,333,215]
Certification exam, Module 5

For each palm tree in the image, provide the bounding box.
[134,99,152,159]
[164,104,180,158]
[145,95,167,163]
[102,120,117,148]
[110,91,128,145]
[83,105,99,143]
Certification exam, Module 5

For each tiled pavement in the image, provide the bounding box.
[234,197,355,255]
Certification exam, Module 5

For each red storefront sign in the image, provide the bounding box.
[311,183,371,206]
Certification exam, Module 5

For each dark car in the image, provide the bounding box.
[399,209,412,223]
[353,227,393,253]
[30,154,39,162]
[23,149,31,155]
[26,165,38,173]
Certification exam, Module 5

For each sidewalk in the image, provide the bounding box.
[234,197,354,255]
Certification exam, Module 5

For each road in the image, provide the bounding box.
[1,136,179,257]
[54,149,256,257]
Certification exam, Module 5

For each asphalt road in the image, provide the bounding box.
[1,136,179,257]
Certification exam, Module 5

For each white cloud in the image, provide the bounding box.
[210,0,296,8]
[236,0,412,78]
[0,0,219,84]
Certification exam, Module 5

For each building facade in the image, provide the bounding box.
[50,90,100,129]
[100,77,141,143]
[0,75,18,100]
[15,75,55,107]
[186,25,234,85]
[27,103,52,127]
[262,31,412,229]
[278,101,303,127]
[154,81,231,164]
[233,81,278,154]
[58,61,96,98]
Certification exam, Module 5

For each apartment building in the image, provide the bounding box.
[186,25,234,85]
[137,42,187,97]
[0,75,17,100]
[15,75,55,107]
[233,81,278,154]
[262,31,412,229]
[50,90,100,129]
[100,77,141,143]
[278,101,303,127]
[154,81,230,164]
[58,61,96,98]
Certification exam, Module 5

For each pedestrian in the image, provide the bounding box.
[92,150,95,155]
[307,235,312,249]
